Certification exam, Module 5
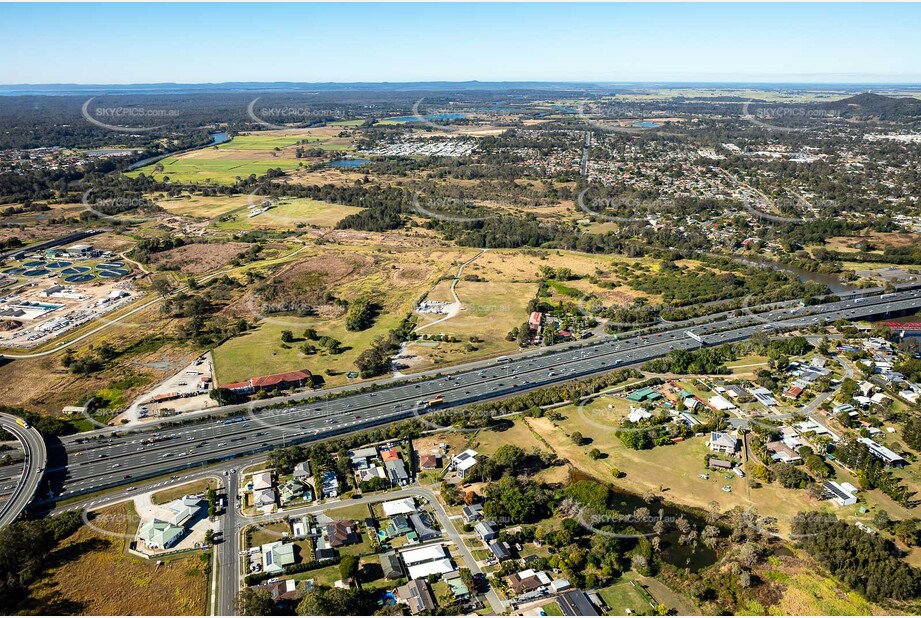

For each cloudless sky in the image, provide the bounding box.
[1,2,919,84]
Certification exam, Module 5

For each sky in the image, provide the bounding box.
[1,2,920,85]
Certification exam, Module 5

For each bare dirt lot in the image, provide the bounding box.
[148,242,253,275]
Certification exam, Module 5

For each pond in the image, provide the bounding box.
[569,470,718,572]
[328,159,370,168]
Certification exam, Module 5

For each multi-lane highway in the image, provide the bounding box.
[38,287,921,504]
[0,412,47,526]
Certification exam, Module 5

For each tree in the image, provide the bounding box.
[281,330,294,343]
[339,555,361,589]
[571,431,585,446]
[589,448,602,460]
[235,588,274,616]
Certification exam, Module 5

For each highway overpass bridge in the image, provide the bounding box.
[0,413,47,527]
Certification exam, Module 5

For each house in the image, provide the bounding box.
[419,454,440,469]
[749,387,778,407]
[396,578,436,615]
[349,446,378,469]
[558,590,600,616]
[627,407,653,423]
[452,449,479,478]
[857,437,906,467]
[357,465,386,483]
[401,544,448,566]
[379,551,404,580]
[293,461,311,482]
[824,481,858,507]
[444,572,471,600]
[488,540,513,562]
[251,579,300,605]
[708,395,736,411]
[279,479,307,504]
[724,385,748,400]
[321,470,339,498]
[506,568,551,595]
[138,519,184,549]
[409,512,439,541]
[529,311,543,332]
[252,471,273,491]
[708,431,738,454]
[380,448,401,463]
[253,488,276,508]
[262,541,297,574]
[251,369,312,391]
[384,458,410,485]
[292,516,310,539]
[462,503,483,523]
[163,495,201,527]
[765,440,802,464]
[407,557,454,580]
[708,458,733,470]
[223,369,313,396]
[382,497,416,517]
[626,387,662,403]
[385,515,413,538]
[475,520,499,541]
[325,520,359,548]
[783,385,804,399]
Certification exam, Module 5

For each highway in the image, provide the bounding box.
[0,412,47,526]
[38,287,921,504]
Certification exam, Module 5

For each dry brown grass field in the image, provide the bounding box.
[26,503,209,615]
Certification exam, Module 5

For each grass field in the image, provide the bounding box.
[773,567,876,615]
[131,156,305,184]
[213,248,461,387]
[151,479,216,505]
[597,573,653,615]
[27,503,208,615]
[155,193,253,218]
[519,413,822,532]
[213,197,364,231]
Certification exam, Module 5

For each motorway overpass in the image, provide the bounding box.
[0,413,47,526]
[29,287,919,506]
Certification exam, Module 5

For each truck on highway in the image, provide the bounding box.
[15,418,30,429]
[427,394,445,407]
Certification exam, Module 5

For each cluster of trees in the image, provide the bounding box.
[482,476,554,524]
[832,439,914,507]
[0,511,84,608]
[464,444,559,482]
[354,314,416,378]
[793,513,921,601]
[902,417,921,453]
[344,297,377,332]
[643,346,735,375]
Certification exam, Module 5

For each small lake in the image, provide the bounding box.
[328,159,370,168]
[632,121,661,128]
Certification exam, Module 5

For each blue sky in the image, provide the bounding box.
[1,3,919,84]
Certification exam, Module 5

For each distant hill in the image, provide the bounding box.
[821,92,921,120]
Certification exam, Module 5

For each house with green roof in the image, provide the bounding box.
[138,519,184,549]
[262,541,297,574]
[625,387,662,402]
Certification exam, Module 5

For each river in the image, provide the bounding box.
[126,131,230,171]
[732,255,851,294]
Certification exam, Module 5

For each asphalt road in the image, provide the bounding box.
[38,288,921,505]
[0,413,47,526]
